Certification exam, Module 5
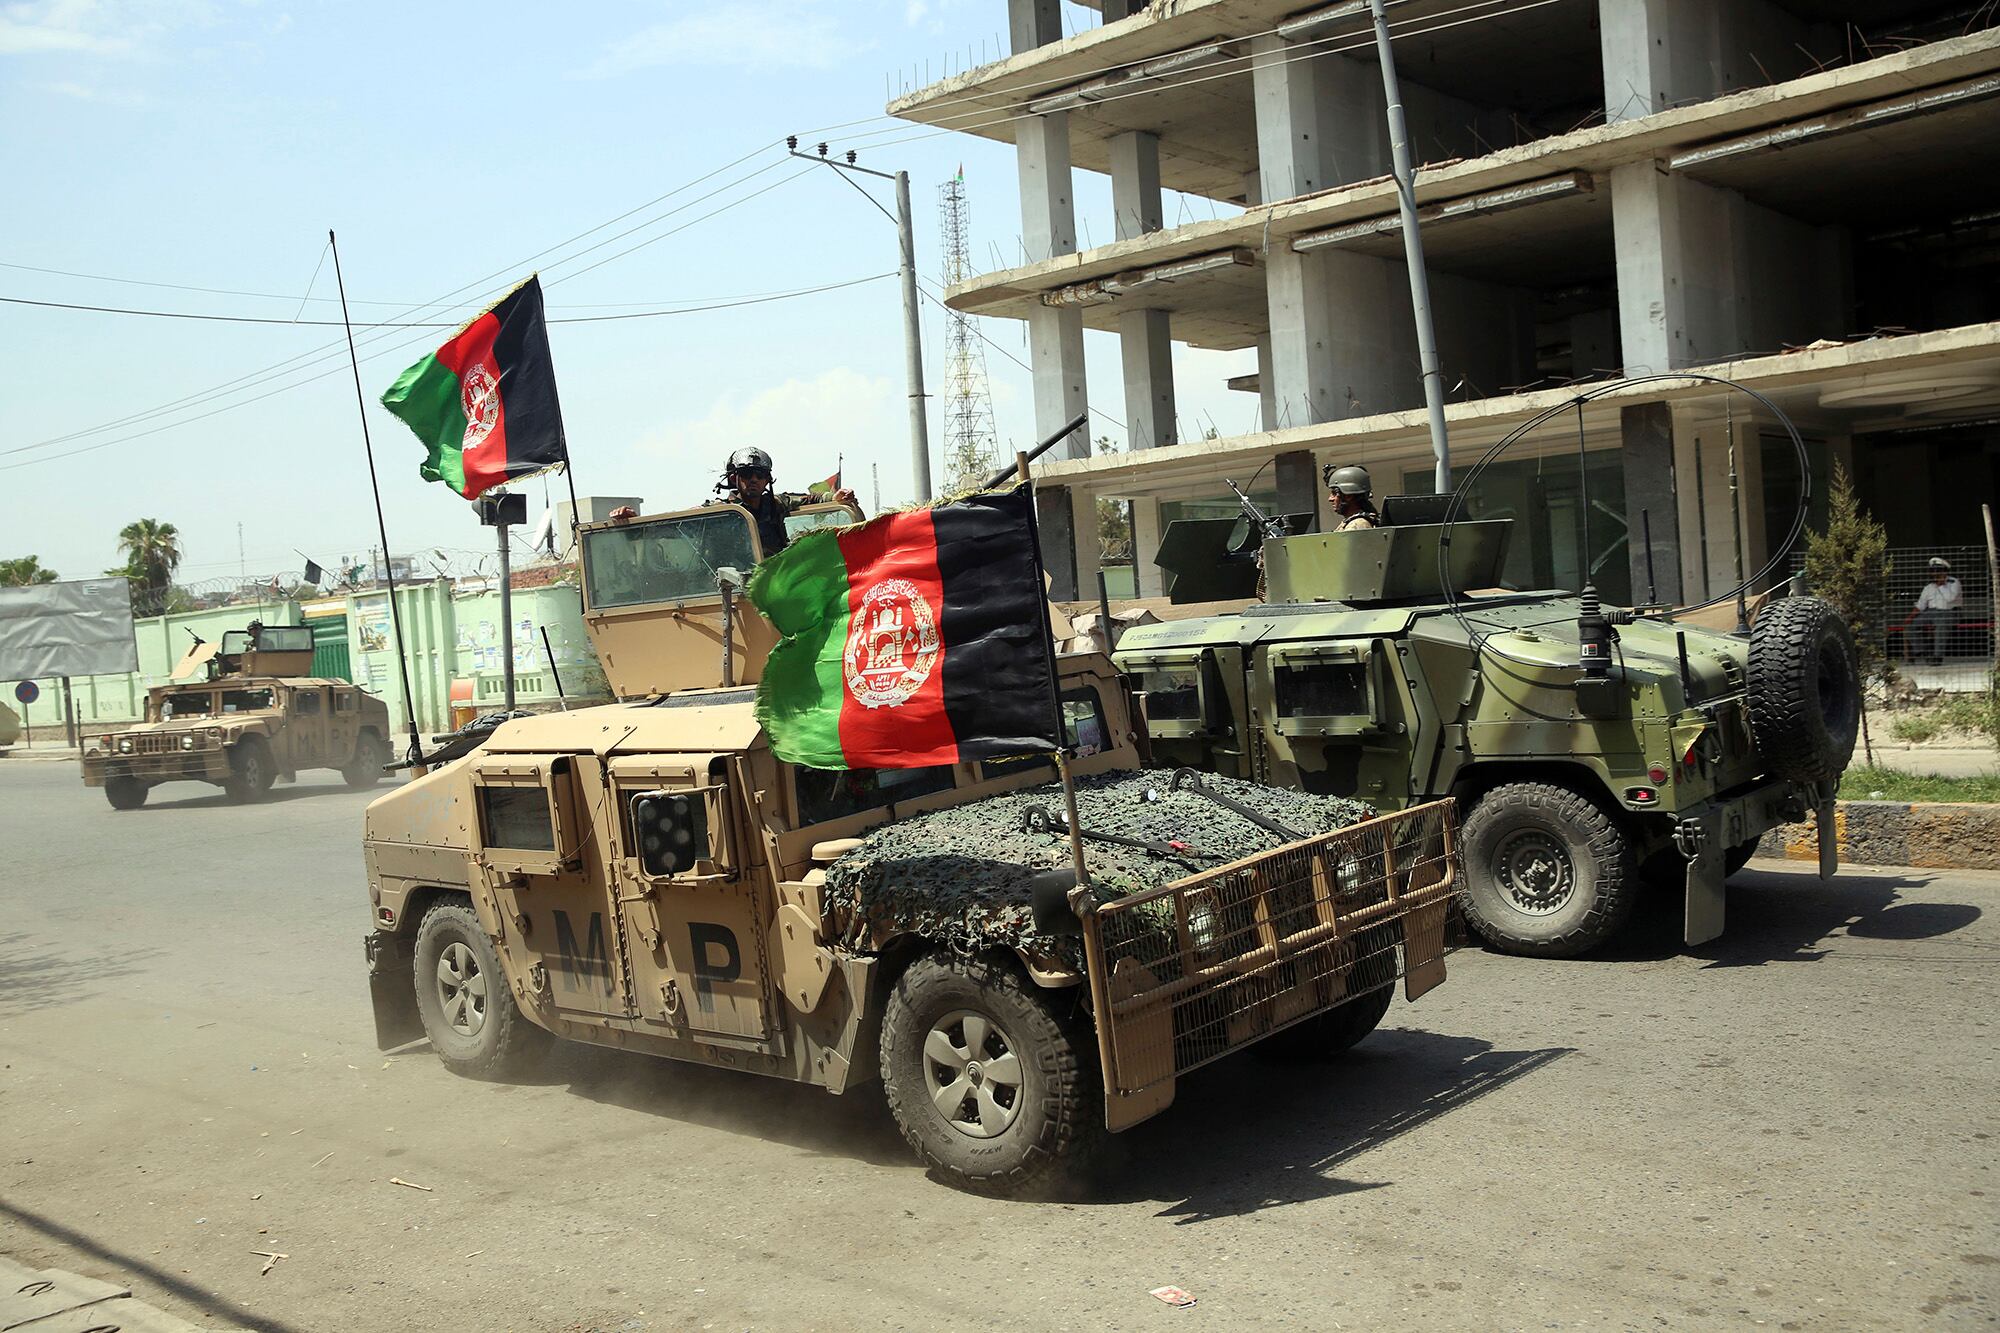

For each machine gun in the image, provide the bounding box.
[1226,478,1290,545]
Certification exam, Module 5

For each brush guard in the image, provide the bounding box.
[1079,798,1460,1130]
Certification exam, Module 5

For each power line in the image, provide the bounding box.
[4,153,812,468]
[5,141,792,461]
[915,278,1126,435]
[1,273,894,328]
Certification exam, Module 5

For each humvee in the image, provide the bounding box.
[1113,507,1859,958]
[83,625,393,809]
[361,499,1461,1193]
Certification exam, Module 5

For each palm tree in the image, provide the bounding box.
[0,555,60,586]
[111,519,183,616]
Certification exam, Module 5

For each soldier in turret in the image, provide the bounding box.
[1325,464,1380,532]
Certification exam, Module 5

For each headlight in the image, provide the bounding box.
[1187,899,1221,950]
[182,735,196,750]
[118,738,133,753]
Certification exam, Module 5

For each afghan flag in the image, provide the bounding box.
[806,466,842,497]
[380,276,566,501]
[748,484,1060,769]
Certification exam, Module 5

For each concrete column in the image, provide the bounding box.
[1102,0,1137,20]
[1251,34,1332,203]
[1028,305,1089,457]
[1017,108,1089,454]
[1620,402,1683,604]
[1265,248,1339,428]
[1614,162,1841,372]
[1600,0,1817,125]
[1072,489,1103,604]
[1131,498,1164,597]
[1016,113,1076,262]
[1109,131,1163,241]
[1036,483,1080,602]
[1611,161,1730,373]
[1255,336,1277,431]
[1008,0,1060,52]
[1274,450,1322,534]
[1119,308,1176,451]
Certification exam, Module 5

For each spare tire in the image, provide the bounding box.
[1747,596,1860,784]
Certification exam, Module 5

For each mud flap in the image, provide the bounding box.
[1817,796,1838,880]
[365,933,422,1050]
[1683,811,1726,948]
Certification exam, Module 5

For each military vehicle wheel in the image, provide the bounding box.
[223,737,276,803]
[344,731,390,789]
[1460,783,1636,958]
[104,777,149,811]
[881,953,1103,1196]
[412,901,549,1079]
[1748,596,1860,784]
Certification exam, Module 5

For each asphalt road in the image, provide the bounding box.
[0,760,1994,1331]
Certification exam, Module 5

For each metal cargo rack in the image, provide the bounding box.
[1081,798,1459,1129]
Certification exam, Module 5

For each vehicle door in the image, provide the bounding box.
[327,689,359,765]
[1257,641,1410,805]
[604,755,771,1050]
[286,686,331,770]
[467,755,630,1021]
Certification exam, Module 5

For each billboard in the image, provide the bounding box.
[0,578,141,680]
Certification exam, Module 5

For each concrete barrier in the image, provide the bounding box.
[1780,801,2000,871]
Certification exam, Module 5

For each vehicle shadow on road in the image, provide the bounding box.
[1590,865,1981,968]
[541,1041,913,1167]
[1092,1029,1571,1223]
[121,781,385,813]
[0,931,162,1017]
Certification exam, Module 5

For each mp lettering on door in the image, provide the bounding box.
[552,910,612,998]
[686,922,761,1037]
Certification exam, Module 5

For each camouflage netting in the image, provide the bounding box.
[824,771,1376,965]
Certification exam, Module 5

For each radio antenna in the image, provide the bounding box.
[329,229,426,773]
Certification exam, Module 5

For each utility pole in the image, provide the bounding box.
[790,137,933,502]
[1367,0,1452,494]
[478,490,527,711]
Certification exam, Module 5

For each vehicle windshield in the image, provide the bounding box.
[154,691,214,720]
[583,510,759,610]
[220,626,313,654]
[221,689,275,713]
[784,505,859,542]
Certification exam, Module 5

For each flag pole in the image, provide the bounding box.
[541,274,582,563]
[329,229,427,775]
[1017,449,1090,889]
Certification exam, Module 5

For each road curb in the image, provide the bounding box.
[1780,800,2000,871]
[0,1254,239,1331]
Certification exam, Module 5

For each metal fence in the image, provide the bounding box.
[1081,799,1458,1129]
[1793,544,1994,693]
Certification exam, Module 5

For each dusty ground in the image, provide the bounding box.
[0,761,1994,1331]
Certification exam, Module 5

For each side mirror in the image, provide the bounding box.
[632,791,709,877]
[1030,868,1082,937]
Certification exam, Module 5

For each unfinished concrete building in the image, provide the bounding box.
[890,0,2000,610]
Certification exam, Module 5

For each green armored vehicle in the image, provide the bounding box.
[1113,507,1859,957]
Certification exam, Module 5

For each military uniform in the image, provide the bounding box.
[716,489,812,556]
[1336,512,1378,532]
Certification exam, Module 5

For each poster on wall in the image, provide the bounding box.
[357,616,392,654]
[0,578,140,680]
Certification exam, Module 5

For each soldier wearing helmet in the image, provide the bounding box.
[713,447,857,556]
[612,448,859,555]
[1324,463,1380,532]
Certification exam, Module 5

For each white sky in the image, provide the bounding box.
[1,0,1257,589]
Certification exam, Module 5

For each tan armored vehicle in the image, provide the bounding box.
[362,500,1461,1193]
[84,625,393,809]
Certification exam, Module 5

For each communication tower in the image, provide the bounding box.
[937,169,1000,494]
